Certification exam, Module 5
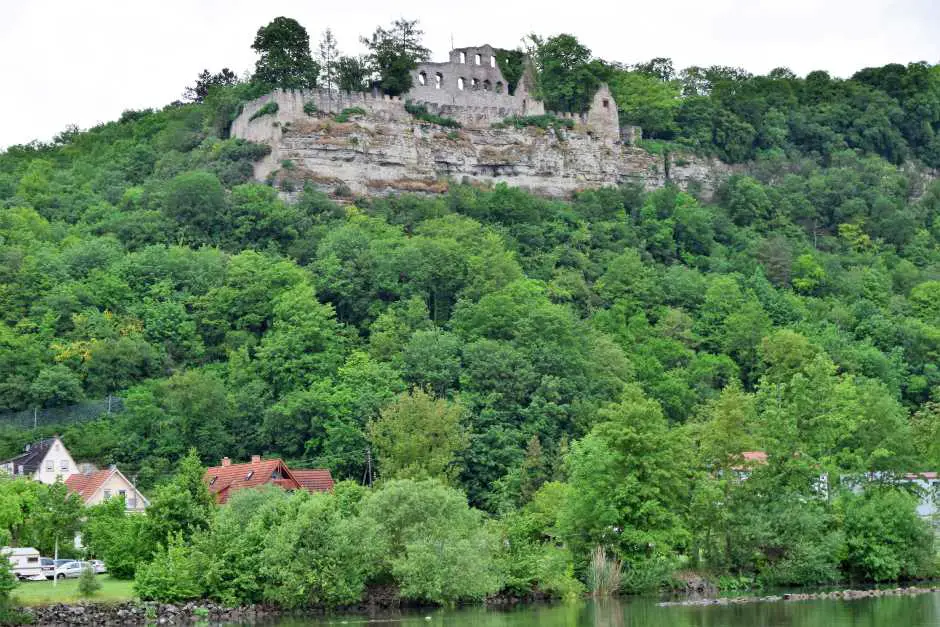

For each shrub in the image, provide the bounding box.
[248,101,279,122]
[134,533,204,603]
[303,101,318,116]
[0,558,16,607]
[503,114,575,131]
[334,107,366,123]
[77,566,101,598]
[404,102,461,129]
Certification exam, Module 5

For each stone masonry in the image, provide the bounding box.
[230,45,733,199]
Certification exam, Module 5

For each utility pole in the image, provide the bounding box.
[362,447,373,488]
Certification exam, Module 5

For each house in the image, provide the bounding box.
[65,466,149,513]
[0,436,78,484]
[204,455,334,504]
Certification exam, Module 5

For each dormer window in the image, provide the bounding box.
[245,471,254,480]
[209,476,217,485]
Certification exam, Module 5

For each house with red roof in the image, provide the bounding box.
[203,455,334,504]
[65,466,149,513]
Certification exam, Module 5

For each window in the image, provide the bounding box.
[495,81,504,94]
[435,72,443,89]
[60,459,68,471]
[127,497,136,509]
[103,490,112,499]
[245,470,254,480]
[418,71,427,86]
[471,78,479,90]
[457,77,465,90]
[602,98,610,109]
[482,79,491,91]
[459,51,466,64]
[209,476,217,485]
[118,489,126,498]
[490,56,496,68]
[45,460,53,471]
[474,53,481,65]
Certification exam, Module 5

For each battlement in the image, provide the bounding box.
[231,45,623,145]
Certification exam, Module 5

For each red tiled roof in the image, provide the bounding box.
[203,458,301,504]
[65,469,113,503]
[291,469,334,492]
[741,451,768,463]
[904,472,938,481]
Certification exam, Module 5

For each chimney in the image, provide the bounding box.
[221,457,231,467]
[251,455,261,464]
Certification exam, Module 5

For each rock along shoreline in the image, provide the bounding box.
[658,585,940,607]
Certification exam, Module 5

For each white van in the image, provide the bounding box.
[2,547,43,580]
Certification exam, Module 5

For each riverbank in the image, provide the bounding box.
[19,601,279,625]
[658,584,940,607]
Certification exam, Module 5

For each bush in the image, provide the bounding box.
[303,101,318,116]
[248,101,279,122]
[404,102,461,129]
[77,566,101,597]
[334,107,366,123]
[0,558,16,607]
[134,533,204,603]
[503,114,575,131]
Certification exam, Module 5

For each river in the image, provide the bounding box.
[245,593,940,627]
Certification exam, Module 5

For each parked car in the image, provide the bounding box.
[2,547,43,580]
[39,557,56,579]
[52,561,95,580]
[53,558,72,568]
[91,560,106,574]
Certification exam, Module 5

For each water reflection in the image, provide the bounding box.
[251,593,940,627]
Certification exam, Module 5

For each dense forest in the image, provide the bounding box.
[1,16,940,605]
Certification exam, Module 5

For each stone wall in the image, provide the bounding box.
[230,93,735,200]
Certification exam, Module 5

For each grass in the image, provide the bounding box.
[12,575,136,606]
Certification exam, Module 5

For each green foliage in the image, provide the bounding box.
[303,101,318,116]
[502,114,575,131]
[369,388,467,482]
[361,19,430,96]
[333,106,366,123]
[526,34,607,113]
[83,498,148,579]
[251,17,319,89]
[0,557,16,607]
[77,565,101,597]
[495,49,526,95]
[248,101,279,122]
[134,532,204,603]
[404,102,461,128]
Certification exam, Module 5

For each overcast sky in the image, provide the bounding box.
[1,0,938,149]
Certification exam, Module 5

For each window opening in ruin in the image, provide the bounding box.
[435,72,443,89]
[471,78,480,89]
[495,81,504,94]
[602,98,609,109]
[474,53,481,65]
[483,79,491,91]
[418,71,427,86]
[459,51,466,64]
[490,56,496,68]
[457,77,465,90]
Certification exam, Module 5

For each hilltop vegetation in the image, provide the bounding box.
[1,17,939,601]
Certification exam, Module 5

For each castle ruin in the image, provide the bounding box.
[228,45,729,199]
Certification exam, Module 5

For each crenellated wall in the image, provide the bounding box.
[230,89,734,201]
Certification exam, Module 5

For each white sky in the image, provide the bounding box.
[1,0,938,149]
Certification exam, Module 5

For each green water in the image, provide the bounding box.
[254,594,940,627]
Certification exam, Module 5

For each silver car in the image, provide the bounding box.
[52,561,95,580]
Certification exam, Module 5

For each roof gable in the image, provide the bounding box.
[65,467,150,506]
[1,437,59,474]
[203,458,300,503]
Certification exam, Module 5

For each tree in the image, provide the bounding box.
[78,563,101,597]
[251,17,320,89]
[317,29,340,92]
[527,33,604,112]
[369,388,467,482]
[361,19,430,96]
[143,449,215,550]
[183,68,238,103]
[335,55,371,92]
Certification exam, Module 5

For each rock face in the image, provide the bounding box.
[231,89,734,199]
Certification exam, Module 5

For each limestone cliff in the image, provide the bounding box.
[231,89,734,199]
